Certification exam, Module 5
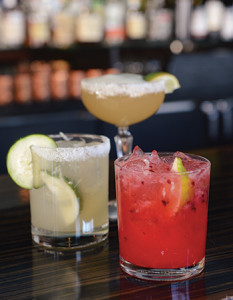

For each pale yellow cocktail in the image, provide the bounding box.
[30,134,110,249]
[81,73,165,127]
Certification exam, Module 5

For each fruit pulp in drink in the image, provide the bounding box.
[30,135,110,243]
[81,74,165,127]
[115,147,211,269]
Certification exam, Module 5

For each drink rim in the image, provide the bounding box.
[114,152,211,175]
[48,133,110,148]
[30,133,110,160]
[81,73,165,97]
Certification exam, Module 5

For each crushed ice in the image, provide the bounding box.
[122,147,209,174]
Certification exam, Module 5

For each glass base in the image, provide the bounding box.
[32,226,108,251]
[120,256,205,281]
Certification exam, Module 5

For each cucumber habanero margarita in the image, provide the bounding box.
[115,146,211,281]
[30,134,110,248]
[6,133,110,250]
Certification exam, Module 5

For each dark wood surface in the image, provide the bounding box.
[1,146,233,300]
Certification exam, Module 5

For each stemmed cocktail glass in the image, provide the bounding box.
[81,73,166,219]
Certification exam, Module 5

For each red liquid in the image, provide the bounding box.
[115,152,210,269]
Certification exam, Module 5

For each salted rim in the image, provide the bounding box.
[115,152,211,175]
[31,134,110,162]
[81,73,165,98]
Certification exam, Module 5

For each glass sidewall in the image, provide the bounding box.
[115,152,211,280]
[30,133,110,250]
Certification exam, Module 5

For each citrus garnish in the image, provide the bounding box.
[144,72,181,94]
[171,157,194,208]
[40,171,80,225]
[6,134,57,189]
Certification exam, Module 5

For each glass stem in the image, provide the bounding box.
[114,127,133,158]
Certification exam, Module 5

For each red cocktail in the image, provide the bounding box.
[115,147,211,281]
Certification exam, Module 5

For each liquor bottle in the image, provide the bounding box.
[126,0,147,40]
[0,0,25,49]
[146,0,174,42]
[205,0,225,40]
[51,1,75,48]
[190,5,208,40]
[104,0,126,44]
[175,0,192,41]
[220,5,233,41]
[75,0,105,43]
[23,0,51,48]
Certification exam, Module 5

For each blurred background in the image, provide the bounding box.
[0,0,233,173]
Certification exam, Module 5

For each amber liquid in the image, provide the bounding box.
[81,90,165,127]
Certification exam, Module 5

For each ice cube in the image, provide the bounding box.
[149,150,159,163]
[148,151,170,172]
[123,159,148,172]
[173,151,192,161]
[123,146,146,163]
[131,145,144,157]
[121,146,150,171]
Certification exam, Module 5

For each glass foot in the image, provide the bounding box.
[120,256,205,281]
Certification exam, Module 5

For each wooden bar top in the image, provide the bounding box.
[1,145,233,299]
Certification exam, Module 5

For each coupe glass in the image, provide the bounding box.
[81,73,165,219]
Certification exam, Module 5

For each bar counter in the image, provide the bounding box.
[1,145,233,299]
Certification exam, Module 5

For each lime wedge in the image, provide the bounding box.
[6,134,57,189]
[144,72,180,94]
[40,171,80,225]
[171,157,194,208]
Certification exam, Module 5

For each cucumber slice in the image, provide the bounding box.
[40,171,80,225]
[6,134,57,189]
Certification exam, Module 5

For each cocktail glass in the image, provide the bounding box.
[81,73,165,218]
[115,149,211,281]
[30,133,110,250]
